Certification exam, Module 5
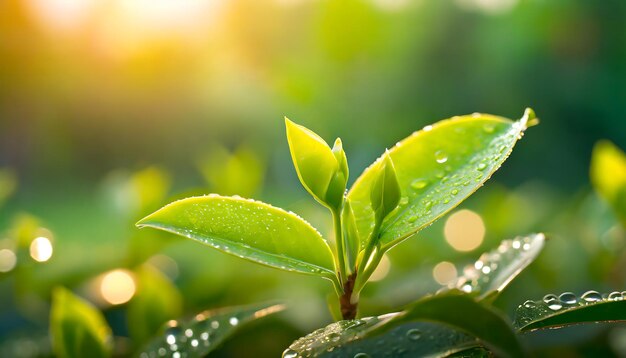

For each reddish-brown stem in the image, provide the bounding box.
[340,272,358,320]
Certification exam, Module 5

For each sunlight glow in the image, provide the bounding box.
[444,209,485,252]
[30,237,53,262]
[432,261,457,285]
[456,0,518,15]
[100,269,136,305]
[369,255,391,282]
[26,0,97,32]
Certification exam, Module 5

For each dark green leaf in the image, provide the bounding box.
[142,302,285,358]
[137,195,336,280]
[514,290,626,332]
[372,292,524,358]
[283,313,479,358]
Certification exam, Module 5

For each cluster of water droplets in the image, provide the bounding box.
[283,315,479,357]
[514,290,626,329]
[142,304,283,358]
[448,234,545,296]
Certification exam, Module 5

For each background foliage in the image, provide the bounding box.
[1,0,625,356]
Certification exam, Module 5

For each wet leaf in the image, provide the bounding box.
[283,313,479,358]
[348,109,535,251]
[50,287,112,358]
[142,302,285,358]
[514,290,626,332]
[591,140,626,226]
[137,195,336,279]
[449,233,546,300]
[127,266,183,348]
[371,292,524,358]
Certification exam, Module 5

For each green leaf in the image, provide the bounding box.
[142,302,285,358]
[50,287,112,358]
[325,138,349,208]
[370,292,524,358]
[348,109,534,251]
[590,140,626,226]
[283,313,480,357]
[127,266,183,349]
[514,290,626,332]
[448,233,546,300]
[285,118,343,208]
[370,152,401,227]
[137,195,336,279]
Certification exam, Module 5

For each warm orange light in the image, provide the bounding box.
[432,261,457,285]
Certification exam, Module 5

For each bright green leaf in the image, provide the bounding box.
[283,312,479,357]
[370,152,401,228]
[590,140,626,226]
[371,292,525,358]
[348,109,534,251]
[50,287,112,358]
[448,233,546,300]
[128,266,183,349]
[137,195,336,279]
[285,118,341,208]
[142,302,285,358]
[514,290,626,332]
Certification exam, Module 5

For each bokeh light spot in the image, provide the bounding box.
[444,209,485,252]
[100,269,136,305]
[0,249,17,272]
[369,255,391,282]
[432,261,457,285]
[30,237,53,262]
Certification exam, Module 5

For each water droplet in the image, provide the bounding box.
[483,123,495,133]
[477,163,487,171]
[406,328,422,341]
[558,292,577,305]
[408,215,418,223]
[435,150,448,164]
[210,321,219,329]
[354,353,370,358]
[399,197,409,206]
[184,329,193,338]
[423,125,433,132]
[481,266,491,274]
[522,300,536,308]
[608,291,623,301]
[581,290,602,303]
[411,179,429,190]
[424,201,433,210]
[451,189,458,195]
[283,349,299,358]
[229,317,239,326]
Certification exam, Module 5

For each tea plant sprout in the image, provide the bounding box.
[137,109,538,320]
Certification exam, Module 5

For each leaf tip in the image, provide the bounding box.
[520,108,539,128]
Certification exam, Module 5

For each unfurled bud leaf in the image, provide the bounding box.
[325,138,349,208]
[370,152,401,224]
[285,118,344,208]
[342,200,360,271]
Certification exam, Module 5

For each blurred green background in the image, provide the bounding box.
[1,0,626,356]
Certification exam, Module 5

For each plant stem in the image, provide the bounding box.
[339,272,358,320]
[331,207,347,284]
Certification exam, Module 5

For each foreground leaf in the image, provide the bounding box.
[283,313,479,358]
[372,292,524,358]
[127,266,183,348]
[142,302,285,358]
[137,195,336,279]
[50,287,112,358]
[590,140,626,225]
[348,110,535,251]
[449,233,546,300]
[514,290,626,332]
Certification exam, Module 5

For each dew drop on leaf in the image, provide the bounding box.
[434,150,448,164]
[558,292,577,305]
[581,290,602,303]
[406,328,422,341]
[410,179,429,190]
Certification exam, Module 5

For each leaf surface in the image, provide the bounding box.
[449,233,546,300]
[514,290,626,332]
[348,110,534,250]
[142,302,285,358]
[137,195,336,278]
